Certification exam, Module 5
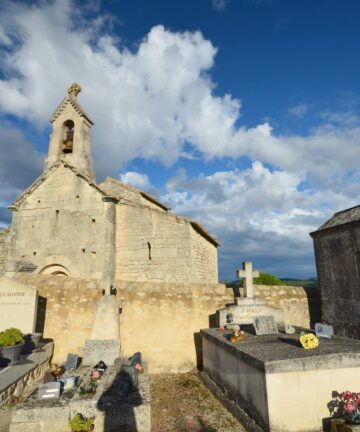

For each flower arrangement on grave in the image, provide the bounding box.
[328,391,360,425]
[299,332,319,349]
[79,378,97,396]
[0,327,23,347]
[68,413,95,432]
[230,330,246,343]
[50,363,65,379]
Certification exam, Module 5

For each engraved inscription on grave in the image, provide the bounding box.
[254,316,278,336]
[37,382,61,400]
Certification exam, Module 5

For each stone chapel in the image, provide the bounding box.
[0,84,229,371]
[0,83,219,286]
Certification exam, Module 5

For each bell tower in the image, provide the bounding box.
[44,83,95,181]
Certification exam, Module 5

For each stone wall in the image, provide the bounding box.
[191,227,218,283]
[312,224,360,339]
[14,274,315,373]
[115,202,218,283]
[15,274,231,372]
[253,285,318,328]
[6,165,108,279]
[0,228,10,276]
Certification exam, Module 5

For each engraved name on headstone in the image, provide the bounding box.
[37,382,61,400]
[64,353,78,371]
[0,277,38,333]
[254,316,278,336]
[315,323,333,339]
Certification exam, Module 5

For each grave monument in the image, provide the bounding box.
[217,261,284,328]
[0,276,38,333]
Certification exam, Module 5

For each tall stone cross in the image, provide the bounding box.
[236,261,259,299]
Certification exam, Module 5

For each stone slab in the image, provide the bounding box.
[0,277,38,333]
[201,328,360,432]
[253,316,278,336]
[201,328,360,373]
[217,301,284,328]
[82,339,121,366]
[37,382,60,401]
[315,322,334,339]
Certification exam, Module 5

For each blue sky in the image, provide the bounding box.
[1,0,360,280]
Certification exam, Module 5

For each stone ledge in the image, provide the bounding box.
[201,328,360,373]
[0,342,53,408]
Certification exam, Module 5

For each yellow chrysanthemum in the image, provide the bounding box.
[300,333,319,349]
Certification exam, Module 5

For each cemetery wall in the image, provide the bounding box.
[14,274,314,372]
[312,224,360,339]
[253,285,314,328]
[115,203,218,283]
[6,165,108,279]
[0,228,9,276]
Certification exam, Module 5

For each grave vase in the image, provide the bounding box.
[0,342,24,365]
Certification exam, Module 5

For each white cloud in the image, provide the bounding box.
[212,0,229,11]
[163,162,355,277]
[288,103,309,118]
[119,171,150,189]
[1,0,360,276]
[1,0,360,191]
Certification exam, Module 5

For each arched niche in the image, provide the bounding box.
[38,264,71,276]
[62,119,75,154]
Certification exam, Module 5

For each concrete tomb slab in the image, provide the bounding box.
[201,328,360,432]
[0,277,38,333]
[253,316,278,336]
[315,322,334,339]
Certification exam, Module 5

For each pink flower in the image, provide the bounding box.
[92,370,101,381]
[355,393,360,405]
[343,402,357,413]
[342,391,352,402]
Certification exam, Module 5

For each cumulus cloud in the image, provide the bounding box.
[119,171,150,189]
[212,0,229,11]
[163,162,355,278]
[1,0,360,277]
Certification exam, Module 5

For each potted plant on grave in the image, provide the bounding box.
[68,413,95,432]
[329,391,360,426]
[0,327,24,365]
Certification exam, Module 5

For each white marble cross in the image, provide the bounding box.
[236,261,259,299]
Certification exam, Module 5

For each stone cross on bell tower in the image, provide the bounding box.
[236,261,259,299]
[44,83,95,180]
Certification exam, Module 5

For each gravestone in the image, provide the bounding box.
[254,316,278,335]
[0,277,38,333]
[37,382,61,400]
[64,354,78,371]
[217,262,284,327]
[315,323,334,339]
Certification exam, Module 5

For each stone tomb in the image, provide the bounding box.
[10,361,151,432]
[217,262,284,328]
[0,277,38,333]
[200,328,360,432]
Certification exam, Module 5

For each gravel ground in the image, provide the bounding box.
[150,370,246,432]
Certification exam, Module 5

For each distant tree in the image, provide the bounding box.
[253,272,286,286]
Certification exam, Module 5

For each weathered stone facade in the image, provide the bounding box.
[310,205,360,339]
[0,228,10,276]
[2,85,219,284]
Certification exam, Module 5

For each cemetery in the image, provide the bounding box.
[0,84,360,432]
